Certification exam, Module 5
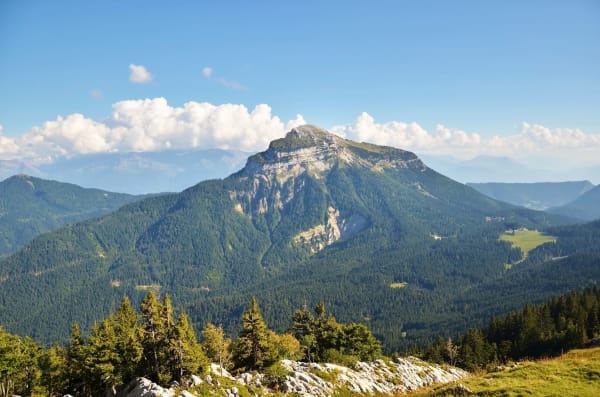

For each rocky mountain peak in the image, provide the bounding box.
[285,124,342,147]
[237,124,426,181]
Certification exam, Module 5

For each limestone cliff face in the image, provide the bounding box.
[229,125,424,252]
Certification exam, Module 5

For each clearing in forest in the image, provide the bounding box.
[499,229,556,264]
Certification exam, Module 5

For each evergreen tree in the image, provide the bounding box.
[0,327,43,397]
[289,305,318,362]
[139,291,167,383]
[87,318,118,393]
[201,323,232,372]
[112,296,143,385]
[39,344,67,397]
[169,313,207,383]
[232,297,274,371]
[65,322,91,397]
[340,323,382,361]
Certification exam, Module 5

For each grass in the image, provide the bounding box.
[499,229,556,262]
[390,282,408,289]
[406,347,600,397]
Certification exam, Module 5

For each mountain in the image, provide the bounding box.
[0,125,585,351]
[550,185,600,221]
[419,155,545,183]
[0,149,249,194]
[0,174,145,257]
[467,181,594,210]
[420,154,600,185]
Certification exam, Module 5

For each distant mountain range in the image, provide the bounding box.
[420,154,600,185]
[467,181,594,210]
[0,149,249,194]
[549,185,600,221]
[1,125,598,352]
[0,174,145,257]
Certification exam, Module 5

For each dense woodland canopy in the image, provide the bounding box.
[2,288,600,396]
[0,174,143,257]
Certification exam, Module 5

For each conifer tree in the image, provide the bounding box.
[139,291,166,383]
[232,297,274,371]
[112,295,143,384]
[65,322,91,397]
[169,313,207,382]
[0,327,43,397]
[201,323,232,372]
[39,344,67,397]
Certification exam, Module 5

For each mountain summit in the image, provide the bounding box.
[0,125,566,349]
[240,124,425,180]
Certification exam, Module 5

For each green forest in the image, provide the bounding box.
[3,287,600,397]
[0,294,381,397]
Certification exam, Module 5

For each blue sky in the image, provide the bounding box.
[0,1,599,172]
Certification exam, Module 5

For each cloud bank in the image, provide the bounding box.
[332,113,600,165]
[1,101,598,169]
[0,98,305,163]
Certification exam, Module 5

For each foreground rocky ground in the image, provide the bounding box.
[121,356,467,397]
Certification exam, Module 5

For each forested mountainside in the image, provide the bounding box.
[0,174,145,257]
[467,181,594,210]
[0,125,590,353]
[550,184,600,221]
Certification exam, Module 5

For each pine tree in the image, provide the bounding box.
[169,313,207,383]
[87,318,119,394]
[201,323,232,372]
[232,297,273,371]
[340,323,382,361]
[0,327,43,397]
[39,344,67,397]
[112,295,143,385]
[139,291,166,383]
[65,322,91,396]
[289,305,317,362]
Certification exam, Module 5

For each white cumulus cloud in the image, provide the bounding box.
[2,106,599,170]
[331,112,481,156]
[0,98,304,163]
[129,64,153,83]
[331,113,600,164]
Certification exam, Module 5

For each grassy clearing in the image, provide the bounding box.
[407,347,600,397]
[499,229,556,260]
[390,282,408,289]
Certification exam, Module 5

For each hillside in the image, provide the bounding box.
[467,181,594,210]
[0,174,145,257]
[550,184,600,221]
[0,125,584,350]
[411,347,600,397]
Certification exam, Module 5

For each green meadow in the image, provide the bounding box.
[407,347,600,397]
[500,229,556,263]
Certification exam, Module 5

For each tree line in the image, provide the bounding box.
[0,293,381,397]
[421,287,600,371]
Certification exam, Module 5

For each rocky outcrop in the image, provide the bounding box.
[279,357,467,396]
[123,357,467,397]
